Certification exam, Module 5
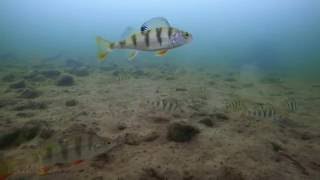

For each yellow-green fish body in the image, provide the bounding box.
[225,99,246,113]
[37,132,114,167]
[4,131,116,179]
[106,27,188,51]
[247,103,278,120]
[284,97,298,113]
[96,17,192,61]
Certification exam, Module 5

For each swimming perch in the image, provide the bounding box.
[96,17,193,61]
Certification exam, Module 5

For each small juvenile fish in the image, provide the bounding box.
[189,87,208,101]
[96,17,192,61]
[284,97,297,113]
[197,87,209,100]
[247,103,278,119]
[225,99,246,112]
[147,98,181,113]
[114,72,131,82]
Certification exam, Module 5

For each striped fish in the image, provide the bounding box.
[115,72,131,82]
[38,132,114,170]
[247,103,278,119]
[96,17,192,61]
[284,97,298,113]
[225,100,246,112]
[4,131,116,179]
[190,87,208,100]
[0,157,12,180]
[147,98,181,113]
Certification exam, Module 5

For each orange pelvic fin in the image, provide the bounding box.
[38,166,50,176]
[72,160,84,165]
[0,173,12,180]
[155,50,168,57]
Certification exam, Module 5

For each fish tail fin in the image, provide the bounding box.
[96,36,113,62]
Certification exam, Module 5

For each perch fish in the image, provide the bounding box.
[96,17,192,61]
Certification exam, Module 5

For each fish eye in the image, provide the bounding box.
[182,32,191,39]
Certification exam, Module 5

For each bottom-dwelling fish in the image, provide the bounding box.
[1,131,117,180]
[225,99,247,113]
[96,17,192,61]
[246,103,279,120]
[284,97,298,113]
[0,159,12,180]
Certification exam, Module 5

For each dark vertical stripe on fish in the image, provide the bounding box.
[162,99,167,109]
[258,110,262,117]
[168,102,174,111]
[268,110,272,117]
[119,40,126,48]
[156,28,162,46]
[60,142,69,160]
[144,30,150,47]
[88,133,93,150]
[75,136,82,158]
[44,146,53,162]
[131,34,137,47]
[110,43,115,49]
[168,27,173,37]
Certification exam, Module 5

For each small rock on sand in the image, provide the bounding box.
[124,130,159,145]
[19,88,41,99]
[56,75,74,86]
[199,118,214,127]
[9,80,26,89]
[40,70,61,79]
[167,122,200,142]
[65,99,78,106]
[2,74,15,82]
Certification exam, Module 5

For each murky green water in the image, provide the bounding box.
[1,1,320,179]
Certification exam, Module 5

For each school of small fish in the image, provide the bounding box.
[224,97,298,120]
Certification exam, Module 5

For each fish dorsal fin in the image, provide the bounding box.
[121,26,136,40]
[141,17,170,32]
